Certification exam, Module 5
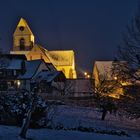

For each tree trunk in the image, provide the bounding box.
[19,109,32,139]
[19,88,38,139]
[101,109,107,120]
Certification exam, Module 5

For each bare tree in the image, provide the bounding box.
[19,87,39,139]
[94,75,121,120]
[116,6,140,72]
[114,5,140,119]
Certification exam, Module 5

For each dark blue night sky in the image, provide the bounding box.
[0,0,138,72]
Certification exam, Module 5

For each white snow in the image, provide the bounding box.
[0,125,139,140]
[48,105,140,133]
[0,105,140,140]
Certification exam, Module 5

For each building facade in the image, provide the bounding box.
[11,18,77,79]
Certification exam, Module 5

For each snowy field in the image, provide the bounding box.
[49,105,140,133]
[0,125,139,140]
[0,105,140,140]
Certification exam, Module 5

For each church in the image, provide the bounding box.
[10,18,77,79]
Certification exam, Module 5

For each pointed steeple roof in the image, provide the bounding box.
[13,18,34,36]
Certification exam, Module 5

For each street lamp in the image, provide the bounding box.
[84,72,87,76]
[87,75,91,78]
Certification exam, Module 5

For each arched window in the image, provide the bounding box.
[29,41,33,50]
[69,68,73,79]
[20,38,25,50]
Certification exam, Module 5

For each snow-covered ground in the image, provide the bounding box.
[0,125,139,140]
[0,105,140,140]
[49,105,140,133]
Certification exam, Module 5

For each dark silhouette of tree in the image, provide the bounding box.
[19,88,37,138]
[94,75,120,120]
[114,5,140,119]
[117,7,140,72]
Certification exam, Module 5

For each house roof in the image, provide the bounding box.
[45,63,56,71]
[28,44,51,63]
[7,59,22,70]
[48,50,74,66]
[0,55,25,70]
[94,61,128,80]
[18,60,42,79]
[0,54,26,60]
[29,44,75,66]
[33,70,65,82]
[94,61,113,80]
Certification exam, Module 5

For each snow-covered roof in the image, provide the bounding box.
[94,61,113,80]
[28,44,51,63]
[18,60,42,79]
[0,57,23,70]
[48,50,74,66]
[94,61,128,80]
[29,44,75,67]
[34,70,65,82]
[7,59,22,70]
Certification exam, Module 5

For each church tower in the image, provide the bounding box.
[13,18,34,52]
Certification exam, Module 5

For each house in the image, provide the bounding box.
[33,70,66,94]
[0,54,27,90]
[10,18,77,79]
[17,59,51,91]
[0,53,65,92]
[93,61,124,98]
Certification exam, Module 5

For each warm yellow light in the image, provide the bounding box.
[114,76,117,80]
[17,80,21,87]
[121,82,131,86]
[84,72,87,76]
[87,75,91,78]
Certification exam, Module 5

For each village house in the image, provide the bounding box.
[93,61,124,98]
[0,18,95,97]
[0,54,66,92]
[33,70,66,95]
[0,54,26,90]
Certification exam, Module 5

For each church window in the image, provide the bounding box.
[19,26,24,31]
[20,38,25,50]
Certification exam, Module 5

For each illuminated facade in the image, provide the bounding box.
[93,61,123,98]
[11,18,77,79]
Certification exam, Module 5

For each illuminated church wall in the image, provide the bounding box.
[13,18,34,51]
[11,18,77,79]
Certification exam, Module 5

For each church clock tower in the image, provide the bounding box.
[12,18,34,52]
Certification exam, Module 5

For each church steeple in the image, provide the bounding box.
[13,18,35,51]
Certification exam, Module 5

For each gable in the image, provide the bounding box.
[13,18,34,36]
[94,61,113,80]
[18,60,42,79]
[27,44,51,63]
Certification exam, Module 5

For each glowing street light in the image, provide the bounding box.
[17,80,21,87]
[84,71,91,79]
[84,72,87,76]
[87,75,91,78]
[114,76,117,80]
